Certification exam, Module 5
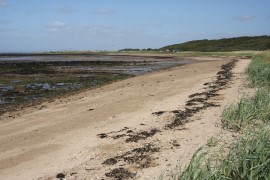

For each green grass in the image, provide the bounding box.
[247,53,270,87]
[221,89,270,131]
[206,137,219,147]
[177,126,270,180]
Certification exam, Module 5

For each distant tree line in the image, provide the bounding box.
[160,36,270,52]
[118,48,159,52]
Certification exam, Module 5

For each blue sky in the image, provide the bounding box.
[0,0,270,52]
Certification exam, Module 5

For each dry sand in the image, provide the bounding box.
[0,57,251,180]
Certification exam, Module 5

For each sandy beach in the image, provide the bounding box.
[0,57,251,180]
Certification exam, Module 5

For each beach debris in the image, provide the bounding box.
[125,128,161,143]
[102,158,118,165]
[172,140,180,147]
[151,60,237,129]
[103,143,159,178]
[56,173,65,179]
[105,168,136,179]
[151,111,166,116]
[97,133,108,139]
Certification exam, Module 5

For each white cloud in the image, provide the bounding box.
[0,0,7,7]
[95,8,114,14]
[46,21,71,32]
[233,15,255,21]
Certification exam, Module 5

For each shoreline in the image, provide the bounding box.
[0,56,249,180]
[0,55,199,119]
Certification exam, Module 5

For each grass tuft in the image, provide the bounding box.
[247,53,270,87]
[176,126,270,180]
[221,89,270,131]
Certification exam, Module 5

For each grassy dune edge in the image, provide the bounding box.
[161,51,270,180]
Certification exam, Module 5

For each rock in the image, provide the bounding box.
[0,85,15,92]
[26,83,52,91]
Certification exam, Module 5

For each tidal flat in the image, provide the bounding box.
[0,54,193,116]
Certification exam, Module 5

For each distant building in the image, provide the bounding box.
[173,49,180,53]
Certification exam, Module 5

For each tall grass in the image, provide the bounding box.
[221,89,270,131]
[221,127,270,180]
[178,126,270,180]
[247,52,270,87]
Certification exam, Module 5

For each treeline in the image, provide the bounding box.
[118,48,159,52]
[161,36,270,52]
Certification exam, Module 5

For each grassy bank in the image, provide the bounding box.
[163,51,270,180]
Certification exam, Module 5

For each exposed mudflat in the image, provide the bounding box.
[0,54,195,117]
[0,55,251,180]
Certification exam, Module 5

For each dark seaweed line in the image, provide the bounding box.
[103,143,160,179]
[98,59,237,142]
[163,59,238,129]
[97,128,161,143]
[99,60,237,179]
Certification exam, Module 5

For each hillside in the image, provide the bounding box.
[161,36,270,52]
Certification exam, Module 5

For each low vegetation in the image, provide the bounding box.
[221,89,270,131]
[178,126,270,180]
[247,52,270,87]
[163,51,270,179]
[161,36,270,52]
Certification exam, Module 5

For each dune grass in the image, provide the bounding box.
[221,89,270,131]
[162,51,270,180]
[247,52,270,87]
[177,125,270,180]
